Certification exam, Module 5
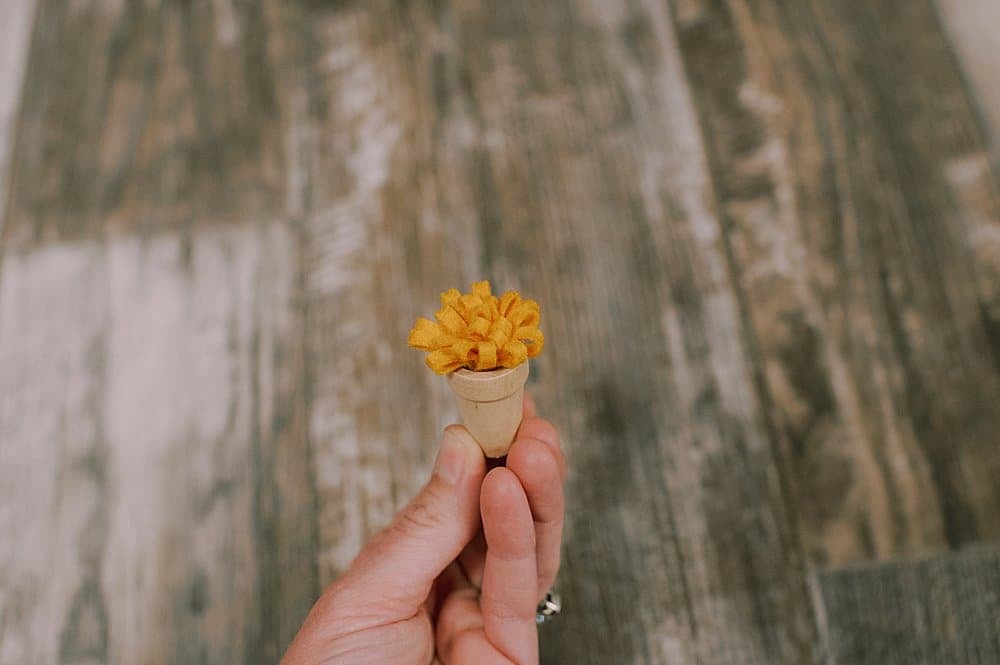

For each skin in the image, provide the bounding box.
[281,395,566,665]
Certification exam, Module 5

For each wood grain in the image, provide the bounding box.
[4,0,285,246]
[0,0,37,240]
[935,0,1000,157]
[1,2,317,663]
[0,224,314,664]
[671,0,1000,566]
[1,1,999,664]
[353,2,818,662]
[811,543,1000,665]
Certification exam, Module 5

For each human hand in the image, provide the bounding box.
[281,396,566,665]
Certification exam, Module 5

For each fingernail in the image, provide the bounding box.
[434,427,467,485]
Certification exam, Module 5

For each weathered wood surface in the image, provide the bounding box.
[0,0,37,240]
[935,0,1000,157]
[677,0,1000,568]
[811,543,1000,665]
[1,1,998,664]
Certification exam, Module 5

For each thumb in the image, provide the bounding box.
[339,425,486,611]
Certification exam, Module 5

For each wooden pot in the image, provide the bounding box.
[447,361,529,458]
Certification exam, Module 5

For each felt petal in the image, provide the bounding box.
[407,317,441,350]
[435,305,466,335]
[440,288,462,308]
[468,316,490,339]
[509,300,540,327]
[488,318,513,346]
[411,283,543,373]
[459,294,486,319]
[523,328,544,356]
[500,339,528,368]
[471,280,493,299]
[426,350,465,375]
[450,339,478,360]
[474,341,497,371]
[499,291,520,316]
[430,332,456,347]
[486,295,501,321]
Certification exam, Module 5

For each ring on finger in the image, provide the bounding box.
[536,590,561,624]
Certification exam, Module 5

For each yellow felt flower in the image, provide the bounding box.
[408,280,545,374]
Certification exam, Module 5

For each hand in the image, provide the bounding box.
[281,396,566,665]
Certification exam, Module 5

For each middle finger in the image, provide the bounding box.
[506,429,565,599]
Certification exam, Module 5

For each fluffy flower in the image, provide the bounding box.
[408,280,544,374]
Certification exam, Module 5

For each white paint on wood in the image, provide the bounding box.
[638,0,761,431]
[300,10,415,584]
[0,0,37,239]
[0,242,105,665]
[0,222,296,664]
[210,0,240,46]
[943,153,1000,305]
[586,0,806,659]
[935,0,1000,154]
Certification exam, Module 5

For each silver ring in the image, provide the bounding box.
[536,591,561,624]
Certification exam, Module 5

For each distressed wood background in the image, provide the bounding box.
[1,1,999,664]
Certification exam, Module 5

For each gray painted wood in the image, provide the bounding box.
[671,0,1000,568]
[0,1,998,664]
[1,2,315,663]
[811,543,1000,665]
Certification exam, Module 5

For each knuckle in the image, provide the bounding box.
[398,501,440,532]
[511,439,557,482]
[527,439,557,468]
[450,628,484,662]
[486,599,535,624]
[537,421,561,449]
[393,485,449,535]
[525,418,560,450]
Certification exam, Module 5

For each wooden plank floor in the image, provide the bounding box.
[1,1,998,664]
[812,543,1000,665]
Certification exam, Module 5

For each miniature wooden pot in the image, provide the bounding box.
[447,362,529,458]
